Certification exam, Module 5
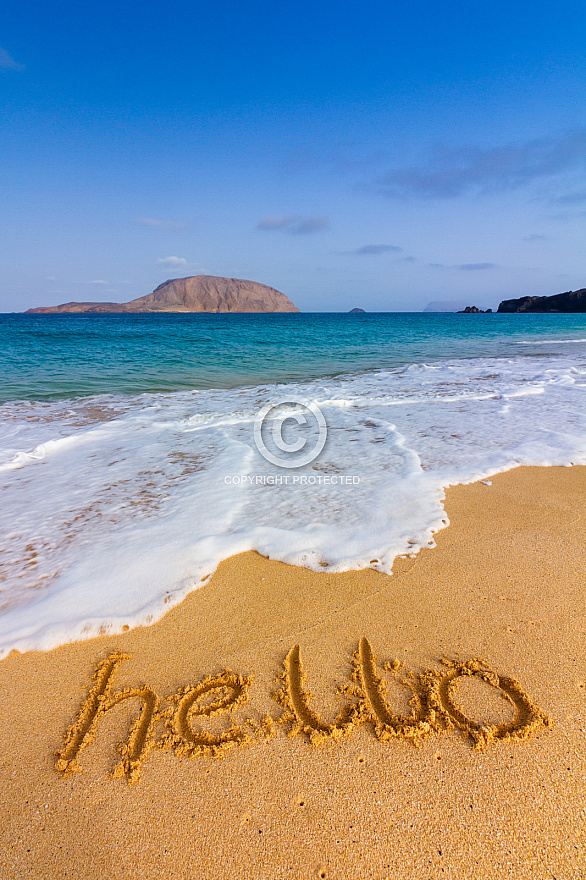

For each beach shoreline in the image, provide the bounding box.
[1,464,585,879]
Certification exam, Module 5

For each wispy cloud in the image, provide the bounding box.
[552,191,586,205]
[137,217,190,230]
[550,208,586,222]
[455,262,496,271]
[0,47,24,71]
[156,256,188,268]
[429,262,496,270]
[257,214,328,235]
[348,244,402,255]
[80,279,109,285]
[523,233,548,241]
[376,129,586,199]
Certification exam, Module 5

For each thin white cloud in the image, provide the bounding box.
[257,214,328,235]
[0,47,24,71]
[137,217,190,230]
[157,256,188,268]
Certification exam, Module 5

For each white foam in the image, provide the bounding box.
[515,338,586,344]
[1,352,586,657]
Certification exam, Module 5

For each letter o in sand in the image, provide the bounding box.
[435,659,551,749]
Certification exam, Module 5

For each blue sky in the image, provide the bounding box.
[1,0,585,311]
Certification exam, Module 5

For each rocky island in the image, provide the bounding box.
[498,287,586,313]
[26,275,299,314]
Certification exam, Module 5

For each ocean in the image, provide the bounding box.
[1,311,586,657]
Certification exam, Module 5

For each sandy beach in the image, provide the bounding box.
[1,465,585,879]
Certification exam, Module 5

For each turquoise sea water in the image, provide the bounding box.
[1,310,586,656]
[2,311,586,402]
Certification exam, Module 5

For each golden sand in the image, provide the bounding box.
[1,466,585,878]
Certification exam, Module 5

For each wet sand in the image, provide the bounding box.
[0,466,585,879]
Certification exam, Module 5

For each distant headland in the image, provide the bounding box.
[498,287,586,313]
[26,275,299,314]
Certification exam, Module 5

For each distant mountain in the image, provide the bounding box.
[348,308,366,313]
[423,300,470,313]
[498,288,586,313]
[26,275,300,314]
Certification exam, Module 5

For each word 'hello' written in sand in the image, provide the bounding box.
[56,639,551,784]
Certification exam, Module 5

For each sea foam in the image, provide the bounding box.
[1,352,586,657]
